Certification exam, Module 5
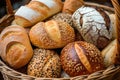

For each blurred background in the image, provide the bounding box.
[0,0,30,18]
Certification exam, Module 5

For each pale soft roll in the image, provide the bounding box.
[13,0,63,27]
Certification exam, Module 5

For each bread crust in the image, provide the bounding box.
[13,0,63,27]
[0,25,33,69]
[60,41,104,77]
[29,20,75,49]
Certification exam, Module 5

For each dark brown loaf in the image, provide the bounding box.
[60,41,104,77]
[29,20,75,49]
[27,48,61,78]
[72,6,113,49]
[0,25,33,69]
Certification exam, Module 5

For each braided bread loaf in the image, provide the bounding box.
[13,0,63,27]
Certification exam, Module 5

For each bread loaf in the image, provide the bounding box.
[49,13,73,27]
[60,41,104,77]
[27,48,61,78]
[72,6,113,49]
[13,0,63,27]
[0,25,33,69]
[62,0,84,14]
[101,39,120,67]
[109,14,116,39]
[29,20,75,49]
[49,13,84,41]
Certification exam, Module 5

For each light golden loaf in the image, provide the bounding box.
[0,25,33,69]
[13,0,63,27]
[29,20,75,49]
[101,39,120,67]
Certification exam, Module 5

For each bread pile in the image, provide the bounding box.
[0,0,119,78]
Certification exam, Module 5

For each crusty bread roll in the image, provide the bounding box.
[0,25,33,69]
[13,0,63,27]
[60,41,104,77]
[72,6,113,49]
[62,0,84,14]
[29,20,75,49]
[49,13,84,41]
[101,39,120,67]
[27,48,61,78]
[48,13,73,27]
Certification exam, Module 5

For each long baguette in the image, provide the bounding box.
[13,0,63,27]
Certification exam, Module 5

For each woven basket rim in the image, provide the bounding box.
[0,2,120,80]
[1,59,120,80]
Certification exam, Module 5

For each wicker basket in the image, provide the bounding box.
[0,0,120,80]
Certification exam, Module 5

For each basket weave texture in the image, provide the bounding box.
[0,1,120,80]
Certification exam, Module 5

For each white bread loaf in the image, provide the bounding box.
[13,0,63,27]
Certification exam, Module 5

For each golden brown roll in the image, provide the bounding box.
[0,25,33,69]
[62,0,84,14]
[29,20,75,49]
[60,41,104,77]
[49,13,84,41]
[49,13,73,27]
[27,48,61,78]
[13,0,63,27]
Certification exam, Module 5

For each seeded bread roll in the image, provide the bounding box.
[50,13,83,41]
[60,41,104,77]
[13,0,63,27]
[72,6,113,49]
[0,25,33,69]
[49,13,73,26]
[29,20,75,49]
[27,48,61,78]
